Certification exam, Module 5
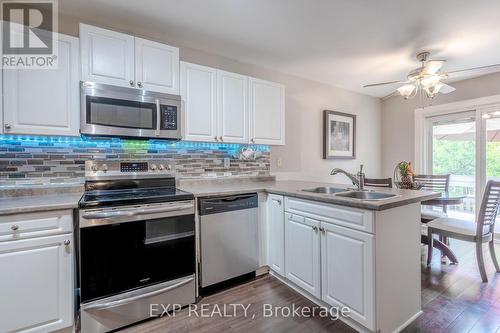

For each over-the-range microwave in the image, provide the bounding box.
[80,81,182,140]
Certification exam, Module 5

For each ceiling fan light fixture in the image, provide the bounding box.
[424,83,444,98]
[420,75,442,88]
[397,84,415,99]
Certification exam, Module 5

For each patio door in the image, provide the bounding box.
[426,111,477,219]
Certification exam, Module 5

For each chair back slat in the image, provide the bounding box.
[413,174,451,192]
[364,177,392,188]
[477,180,500,236]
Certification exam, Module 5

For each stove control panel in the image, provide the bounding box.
[120,162,148,172]
[86,161,174,178]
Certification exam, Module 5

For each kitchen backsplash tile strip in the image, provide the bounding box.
[0,135,270,186]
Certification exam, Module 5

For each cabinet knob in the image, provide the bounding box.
[251,138,255,143]
[11,224,19,231]
[129,80,134,87]
[137,82,143,88]
[64,240,71,246]
[219,136,223,142]
[312,226,318,231]
[4,124,11,130]
[319,227,325,233]
[214,136,218,142]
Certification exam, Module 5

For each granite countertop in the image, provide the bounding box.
[0,191,84,216]
[0,178,440,215]
[179,179,440,211]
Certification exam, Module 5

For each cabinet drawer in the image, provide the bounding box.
[285,197,374,233]
[0,210,73,241]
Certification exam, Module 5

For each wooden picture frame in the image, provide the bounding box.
[323,110,356,159]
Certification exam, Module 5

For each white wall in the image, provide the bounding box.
[381,72,500,177]
[59,15,382,184]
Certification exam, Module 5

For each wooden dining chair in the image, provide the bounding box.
[413,174,451,222]
[364,177,392,188]
[427,180,500,282]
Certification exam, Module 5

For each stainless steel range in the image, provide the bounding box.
[77,160,195,333]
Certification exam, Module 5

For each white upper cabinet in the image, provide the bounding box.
[135,37,179,94]
[80,23,135,87]
[284,213,321,298]
[3,33,80,136]
[0,234,74,333]
[249,78,285,145]
[217,70,248,143]
[267,194,285,276]
[180,62,217,142]
[321,222,375,331]
[80,24,179,93]
[180,62,285,145]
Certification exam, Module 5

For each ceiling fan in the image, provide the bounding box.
[364,52,500,99]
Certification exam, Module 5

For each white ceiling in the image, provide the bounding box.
[60,0,500,98]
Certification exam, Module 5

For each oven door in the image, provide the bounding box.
[78,201,195,303]
[80,82,181,139]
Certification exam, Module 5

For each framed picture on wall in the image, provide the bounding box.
[323,110,356,159]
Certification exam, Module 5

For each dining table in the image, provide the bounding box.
[420,191,466,264]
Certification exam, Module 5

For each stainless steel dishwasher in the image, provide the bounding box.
[199,193,259,288]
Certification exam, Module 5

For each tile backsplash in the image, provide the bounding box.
[0,135,270,187]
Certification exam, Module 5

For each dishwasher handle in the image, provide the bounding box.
[199,193,258,215]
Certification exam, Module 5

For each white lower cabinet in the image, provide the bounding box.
[268,196,376,331]
[267,194,285,276]
[321,222,375,331]
[0,211,74,333]
[284,213,321,299]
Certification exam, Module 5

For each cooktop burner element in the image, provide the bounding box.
[78,160,194,208]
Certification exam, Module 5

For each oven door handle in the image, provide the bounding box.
[82,203,193,220]
[83,277,194,311]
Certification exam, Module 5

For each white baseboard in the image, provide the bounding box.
[393,310,422,333]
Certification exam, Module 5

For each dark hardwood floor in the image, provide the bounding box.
[119,240,500,333]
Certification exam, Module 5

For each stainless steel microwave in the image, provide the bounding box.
[80,82,182,140]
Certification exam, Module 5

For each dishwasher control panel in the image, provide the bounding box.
[199,193,258,215]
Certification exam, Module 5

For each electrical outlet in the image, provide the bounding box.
[276,158,283,168]
[223,158,230,168]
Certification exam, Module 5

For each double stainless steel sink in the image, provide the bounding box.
[301,186,397,201]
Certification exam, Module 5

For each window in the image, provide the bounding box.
[415,96,500,225]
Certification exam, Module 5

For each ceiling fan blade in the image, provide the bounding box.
[422,60,445,75]
[444,64,500,79]
[363,80,404,88]
[440,83,456,94]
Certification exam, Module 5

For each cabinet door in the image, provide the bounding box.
[267,194,285,276]
[284,213,321,298]
[80,23,135,87]
[249,78,285,145]
[0,234,74,333]
[135,37,179,94]
[321,222,375,330]
[180,62,217,142]
[217,70,248,143]
[3,33,80,136]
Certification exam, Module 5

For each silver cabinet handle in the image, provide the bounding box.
[219,136,223,142]
[319,227,325,233]
[82,203,193,220]
[64,240,71,246]
[129,80,134,86]
[214,136,218,142]
[11,224,19,231]
[251,138,255,143]
[272,198,282,206]
[4,124,11,130]
[137,82,143,88]
[83,277,194,311]
[312,226,318,231]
